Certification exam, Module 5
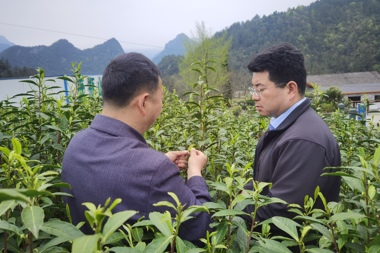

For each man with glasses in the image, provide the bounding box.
[243,43,341,232]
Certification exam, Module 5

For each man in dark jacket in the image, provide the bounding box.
[62,52,212,245]
[244,43,341,225]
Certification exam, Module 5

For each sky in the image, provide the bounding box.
[1,0,316,53]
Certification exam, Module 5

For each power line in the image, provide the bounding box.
[0,22,164,49]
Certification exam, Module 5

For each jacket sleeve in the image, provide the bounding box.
[256,139,329,221]
[147,157,213,245]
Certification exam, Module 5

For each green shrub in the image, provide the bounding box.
[0,65,379,252]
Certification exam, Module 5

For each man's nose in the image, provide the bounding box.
[252,93,260,100]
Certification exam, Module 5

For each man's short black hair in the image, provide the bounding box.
[102,52,161,107]
[247,43,307,95]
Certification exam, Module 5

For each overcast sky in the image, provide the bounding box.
[1,0,316,52]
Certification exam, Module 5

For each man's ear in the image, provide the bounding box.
[287,81,298,95]
[135,92,149,116]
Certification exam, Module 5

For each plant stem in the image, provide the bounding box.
[329,222,339,252]
[29,231,33,253]
[4,211,8,253]
[247,219,256,253]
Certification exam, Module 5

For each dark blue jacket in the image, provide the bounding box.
[62,114,213,244]
[245,98,341,221]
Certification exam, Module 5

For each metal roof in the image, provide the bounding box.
[307,71,380,94]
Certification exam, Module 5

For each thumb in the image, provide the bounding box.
[190,148,197,156]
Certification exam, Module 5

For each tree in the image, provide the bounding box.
[0,58,36,78]
[178,22,231,96]
[319,86,349,112]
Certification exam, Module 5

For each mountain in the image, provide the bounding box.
[124,48,162,60]
[0,38,124,76]
[152,33,192,64]
[0,35,15,53]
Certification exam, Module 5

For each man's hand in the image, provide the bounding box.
[187,148,207,179]
[165,150,189,170]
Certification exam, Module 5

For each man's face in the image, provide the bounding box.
[251,71,289,118]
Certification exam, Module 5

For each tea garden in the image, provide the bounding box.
[0,64,379,252]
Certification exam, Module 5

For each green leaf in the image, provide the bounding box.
[368,185,376,200]
[175,236,188,253]
[20,79,39,85]
[82,202,96,212]
[256,182,272,191]
[300,225,312,240]
[213,223,228,244]
[37,236,68,253]
[342,176,364,192]
[0,200,16,216]
[231,193,248,208]
[0,189,30,203]
[131,227,144,242]
[40,219,84,241]
[368,244,380,253]
[167,192,181,206]
[12,137,22,155]
[103,231,125,245]
[305,248,335,253]
[373,145,380,167]
[148,212,172,237]
[212,209,247,217]
[294,215,324,225]
[317,192,327,210]
[135,241,147,251]
[258,238,293,253]
[153,201,176,210]
[72,234,101,253]
[0,146,10,157]
[101,210,137,243]
[310,223,333,242]
[0,220,23,235]
[21,206,44,239]
[329,212,366,222]
[108,247,141,253]
[143,236,174,253]
[203,201,226,210]
[235,223,248,252]
[108,198,123,211]
[210,182,227,193]
[271,216,300,242]
[182,205,208,221]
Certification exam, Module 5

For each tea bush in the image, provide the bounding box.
[0,65,379,252]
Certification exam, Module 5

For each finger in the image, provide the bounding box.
[177,164,187,170]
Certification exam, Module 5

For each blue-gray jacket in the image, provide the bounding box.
[245,98,341,221]
[62,114,213,244]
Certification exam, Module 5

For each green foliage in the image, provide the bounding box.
[222,0,380,75]
[0,138,82,252]
[1,62,380,252]
[179,22,231,95]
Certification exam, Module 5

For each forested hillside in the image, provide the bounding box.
[220,0,380,75]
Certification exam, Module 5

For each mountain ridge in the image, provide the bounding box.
[0,35,15,53]
[0,38,124,76]
[152,33,192,64]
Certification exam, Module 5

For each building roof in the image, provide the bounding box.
[307,71,380,94]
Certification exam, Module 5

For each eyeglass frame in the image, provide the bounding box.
[248,82,288,97]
